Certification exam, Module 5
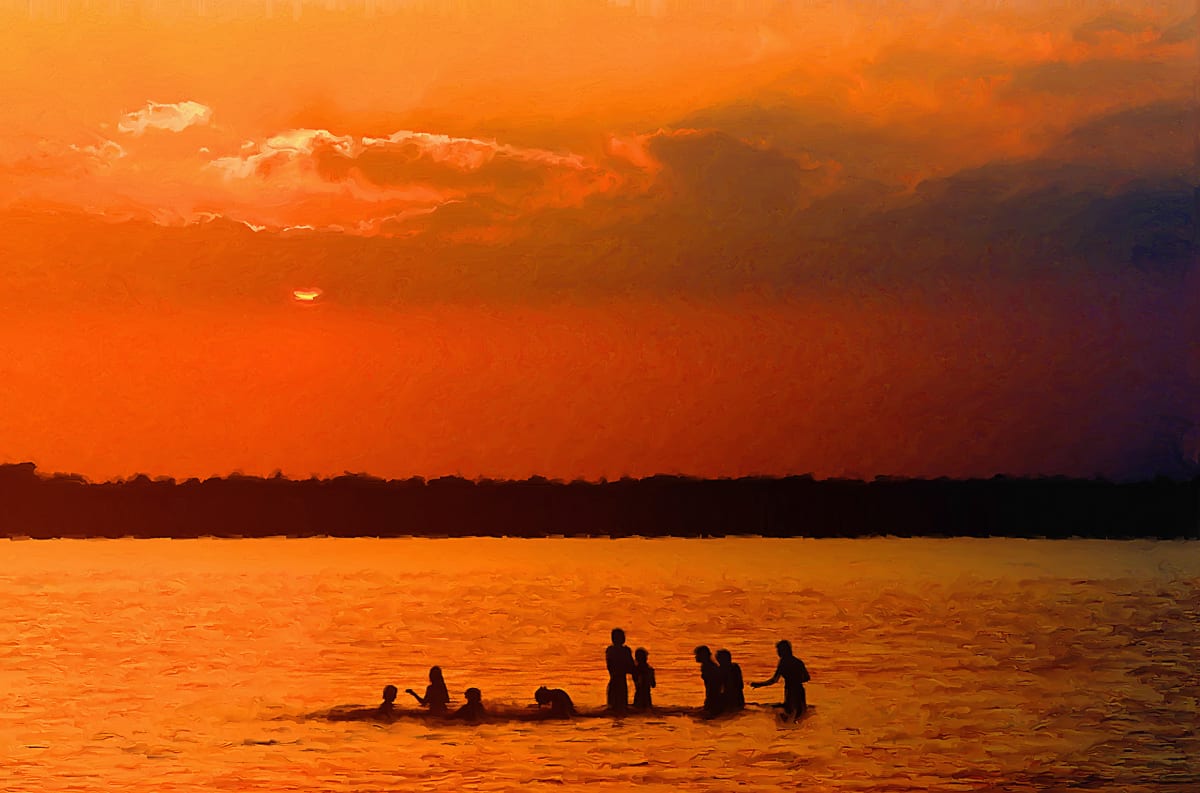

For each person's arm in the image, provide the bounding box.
[406,688,426,705]
[649,668,656,689]
[750,663,782,688]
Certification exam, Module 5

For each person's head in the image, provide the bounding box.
[534,686,551,706]
[430,666,444,683]
[635,647,649,664]
[776,639,793,658]
[464,687,482,704]
[382,684,398,703]
[716,649,732,666]
[611,628,626,646]
[694,645,712,663]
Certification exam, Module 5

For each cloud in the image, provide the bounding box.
[1158,14,1197,44]
[1050,100,1194,174]
[0,136,126,178]
[1073,12,1157,44]
[117,101,213,136]
[1007,59,1173,97]
[205,127,622,235]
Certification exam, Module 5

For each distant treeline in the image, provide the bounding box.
[0,463,1197,539]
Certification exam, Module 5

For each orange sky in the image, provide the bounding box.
[0,0,1196,481]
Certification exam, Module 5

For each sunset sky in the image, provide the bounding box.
[0,0,1196,482]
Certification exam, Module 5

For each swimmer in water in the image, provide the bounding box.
[407,666,450,715]
[452,687,486,723]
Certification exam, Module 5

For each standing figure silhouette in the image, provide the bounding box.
[750,639,811,720]
[716,649,745,712]
[694,645,723,717]
[631,647,656,710]
[606,628,636,713]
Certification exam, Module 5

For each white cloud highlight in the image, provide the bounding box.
[118,101,213,136]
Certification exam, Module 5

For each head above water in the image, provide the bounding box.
[430,666,444,683]
[694,645,712,662]
[611,628,626,645]
[382,684,398,703]
[464,687,482,704]
[776,639,793,658]
[716,649,732,666]
[534,686,551,705]
[635,647,648,663]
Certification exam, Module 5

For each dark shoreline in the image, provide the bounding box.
[2,463,1197,540]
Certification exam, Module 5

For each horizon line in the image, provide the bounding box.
[3,461,1197,487]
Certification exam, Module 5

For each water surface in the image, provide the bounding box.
[1,537,1197,791]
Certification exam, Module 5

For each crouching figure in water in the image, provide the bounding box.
[453,687,486,723]
[326,684,399,722]
[377,684,399,719]
[534,686,577,718]
[750,639,810,720]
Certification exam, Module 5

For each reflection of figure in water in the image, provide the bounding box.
[631,647,656,710]
[606,628,636,712]
[452,687,486,722]
[406,666,450,715]
[378,684,399,718]
[534,686,577,718]
[716,649,745,712]
[694,645,723,716]
[750,639,811,720]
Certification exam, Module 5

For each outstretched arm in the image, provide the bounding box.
[750,666,782,688]
[406,688,426,705]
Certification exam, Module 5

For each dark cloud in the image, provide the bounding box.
[1006,59,1174,96]
[1050,100,1195,173]
[863,46,1008,82]
[1073,12,1155,44]
[1158,14,1197,44]
[676,100,929,184]
[646,130,818,219]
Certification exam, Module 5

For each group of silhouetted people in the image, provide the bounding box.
[352,633,809,725]
[609,628,808,721]
[693,640,809,719]
[605,628,657,713]
[693,645,746,717]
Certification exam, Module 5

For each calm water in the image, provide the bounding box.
[1,537,1197,792]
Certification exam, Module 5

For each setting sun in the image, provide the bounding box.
[292,288,324,303]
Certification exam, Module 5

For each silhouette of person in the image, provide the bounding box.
[631,647,656,710]
[407,666,450,715]
[452,687,486,722]
[716,649,745,712]
[606,628,635,712]
[534,686,577,718]
[750,639,811,720]
[694,645,723,716]
[326,684,398,721]
[378,684,399,718]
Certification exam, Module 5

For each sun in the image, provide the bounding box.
[292,288,323,303]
